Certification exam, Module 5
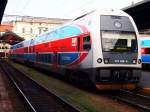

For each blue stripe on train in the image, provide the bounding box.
[59,53,80,65]
[141,55,150,63]
[11,52,81,65]
[24,53,36,62]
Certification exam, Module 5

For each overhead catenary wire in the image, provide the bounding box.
[19,0,31,15]
[61,0,95,19]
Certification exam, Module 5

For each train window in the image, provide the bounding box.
[43,55,45,62]
[39,54,51,63]
[48,54,51,63]
[83,36,91,50]
[100,15,135,32]
[40,54,42,62]
[101,31,137,52]
[45,54,48,63]
[37,54,39,61]
[42,55,44,62]
[131,39,137,51]
[38,54,42,62]
[47,54,49,62]
[30,39,34,46]
[50,54,52,62]
[42,54,44,62]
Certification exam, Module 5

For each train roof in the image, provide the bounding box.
[73,9,129,21]
[11,8,131,49]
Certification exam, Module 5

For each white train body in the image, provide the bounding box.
[10,9,141,89]
[68,9,141,89]
[71,9,141,68]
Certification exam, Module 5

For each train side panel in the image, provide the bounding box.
[140,36,150,68]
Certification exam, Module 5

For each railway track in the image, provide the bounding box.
[0,61,80,112]
[1,60,150,112]
[105,89,150,112]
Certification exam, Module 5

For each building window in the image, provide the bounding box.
[43,28,48,32]
[39,29,42,34]
[22,28,25,33]
[30,28,33,33]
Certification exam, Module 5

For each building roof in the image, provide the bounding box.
[3,15,71,24]
[0,31,24,45]
[123,0,150,30]
[0,0,7,23]
[1,15,71,45]
[0,24,13,32]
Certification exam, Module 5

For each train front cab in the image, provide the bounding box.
[91,11,141,90]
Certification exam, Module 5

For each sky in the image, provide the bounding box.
[3,0,143,20]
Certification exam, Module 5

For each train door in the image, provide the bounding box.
[82,35,91,51]
[78,37,81,51]
[78,34,91,51]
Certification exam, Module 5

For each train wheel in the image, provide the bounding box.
[69,72,77,84]
[142,63,149,70]
[78,72,87,86]
[77,72,93,88]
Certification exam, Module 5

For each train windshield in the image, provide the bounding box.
[101,31,137,52]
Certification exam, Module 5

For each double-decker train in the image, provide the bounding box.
[9,9,141,90]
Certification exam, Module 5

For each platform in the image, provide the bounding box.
[138,71,150,93]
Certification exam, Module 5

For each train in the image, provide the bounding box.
[0,52,5,58]
[9,9,141,90]
[140,35,150,68]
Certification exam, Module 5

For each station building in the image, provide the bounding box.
[0,15,71,57]
[2,15,71,40]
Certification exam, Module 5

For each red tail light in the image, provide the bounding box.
[141,48,146,54]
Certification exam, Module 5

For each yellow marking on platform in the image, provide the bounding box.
[138,87,150,94]
[96,83,137,90]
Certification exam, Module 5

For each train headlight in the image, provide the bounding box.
[132,59,137,64]
[97,58,102,63]
[104,58,109,64]
[138,59,141,64]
